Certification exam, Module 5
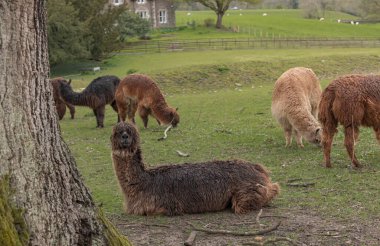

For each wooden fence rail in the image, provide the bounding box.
[119,37,380,54]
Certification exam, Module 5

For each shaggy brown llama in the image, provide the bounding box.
[115,74,179,128]
[271,67,322,147]
[50,78,75,120]
[111,122,280,216]
[319,74,380,168]
[60,75,120,128]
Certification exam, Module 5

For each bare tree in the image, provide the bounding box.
[188,0,261,28]
[0,1,130,245]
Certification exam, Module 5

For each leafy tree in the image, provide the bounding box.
[118,11,151,40]
[86,5,126,60]
[47,0,88,65]
[0,1,131,245]
[360,0,380,20]
[188,0,261,29]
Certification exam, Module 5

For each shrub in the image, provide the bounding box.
[204,18,215,27]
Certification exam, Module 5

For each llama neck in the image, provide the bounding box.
[293,110,320,134]
[112,148,147,189]
[151,102,172,125]
[61,87,89,107]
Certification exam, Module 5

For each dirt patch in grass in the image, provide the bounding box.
[109,208,380,246]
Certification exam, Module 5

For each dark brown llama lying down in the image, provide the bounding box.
[115,74,179,128]
[60,75,120,128]
[111,122,280,216]
[50,78,75,120]
[319,74,380,168]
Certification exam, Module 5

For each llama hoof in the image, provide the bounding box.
[351,162,362,169]
[297,144,304,148]
[323,162,332,168]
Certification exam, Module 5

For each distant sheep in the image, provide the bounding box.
[111,122,280,216]
[318,74,380,168]
[271,67,322,147]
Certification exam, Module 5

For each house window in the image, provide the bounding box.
[112,0,124,6]
[136,0,145,4]
[136,11,149,19]
[159,10,167,24]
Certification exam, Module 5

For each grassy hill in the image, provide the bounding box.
[149,9,380,39]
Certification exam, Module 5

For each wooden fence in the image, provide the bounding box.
[120,37,380,54]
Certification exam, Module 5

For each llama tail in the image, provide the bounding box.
[318,85,336,126]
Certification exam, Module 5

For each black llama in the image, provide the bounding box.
[60,75,120,128]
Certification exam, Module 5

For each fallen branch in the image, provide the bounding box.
[184,231,197,246]
[187,221,281,236]
[243,237,298,246]
[158,125,173,141]
[286,182,315,187]
[117,223,170,228]
[176,150,189,157]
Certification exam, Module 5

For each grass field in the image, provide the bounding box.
[59,47,380,220]
[53,9,380,244]
[148,9,380,40]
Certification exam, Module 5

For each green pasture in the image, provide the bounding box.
[149,9,380,39]
[52,47,380,87]
[59,48,380,222]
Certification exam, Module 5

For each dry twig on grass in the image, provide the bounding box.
[158,125,173,141]
[184,231,198,246]
[242,237,298,245]
[176,150,190,157]
[187,221,281,236]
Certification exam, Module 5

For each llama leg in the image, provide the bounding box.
[294,130,304,148]
[283,124,292,147]
[374,128,380,145]
[138,106,150,128]
[344,126,361,168]
[95,106,106,128]
[321,126,336,168]
[127,100,138,125]
[116,100,127,122]
[111,101,120,122]
[67,103,75,119]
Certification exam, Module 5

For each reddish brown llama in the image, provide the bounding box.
[318,74,380,168]
[111,122,280,216]
[50,78,75,120]
[115,74,179,128]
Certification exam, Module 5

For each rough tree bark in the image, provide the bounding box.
[0,1,128,245]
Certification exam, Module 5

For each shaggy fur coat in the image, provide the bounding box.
[319,74,380,168]
[271,67,322,147]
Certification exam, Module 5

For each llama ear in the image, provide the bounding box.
[68,79,72,85]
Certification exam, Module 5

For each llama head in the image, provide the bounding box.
[170,107,180,128]
[59,78,73,96]
[305,127,321,146]
[111,122,140,153]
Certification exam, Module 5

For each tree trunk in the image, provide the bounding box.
[0,1,127,245]
[216,12,224,29]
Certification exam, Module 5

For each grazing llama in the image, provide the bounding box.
[319,74,380,168]
[111,122,280,216]
[271,67,322,147]
[60,75,120,128]
[115,74,179,128]
[50,78,75,120]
